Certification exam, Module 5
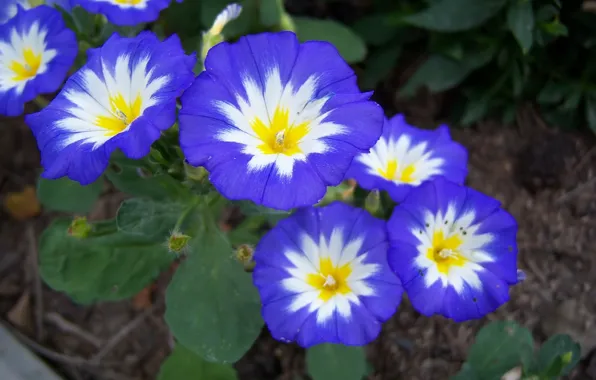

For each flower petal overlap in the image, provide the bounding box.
[346,114,468,202]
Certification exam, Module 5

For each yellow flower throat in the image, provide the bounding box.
[251,107,310,156]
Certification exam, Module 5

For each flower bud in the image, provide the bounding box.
[184,162,208,182]
[167,231,191,254]
[235,244,255,272]
[201,3,243,62]
[364,189,381,215]
[68,216,92,239]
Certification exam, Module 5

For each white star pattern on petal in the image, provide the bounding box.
[0,21,56,94]
[215,67,347,178]
[357,134,444,185]
[56,54,169,149]
[281,229,379,323]
[412,204,494,293]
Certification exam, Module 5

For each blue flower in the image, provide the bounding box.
[0,0,72,24]
[25,32,195,185]
[75,0,172,26]
[179,31,383,210]
[253,202,402,347]
[346,114,468,203]
[0,5,76,116]
[387,177,520,322]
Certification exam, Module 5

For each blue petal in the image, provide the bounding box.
[76,0,171,26]
[0,5,76,116]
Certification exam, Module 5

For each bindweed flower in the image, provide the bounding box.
[179,31,384,210]
[76,0,173,26]
[26,32,195,185]
[387,177,520,322]
[0,5,76,116]
[252,201,402,347]
[346,114,468,203]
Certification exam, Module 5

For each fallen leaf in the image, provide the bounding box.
[7,290,33,333]
[3,186,41,220]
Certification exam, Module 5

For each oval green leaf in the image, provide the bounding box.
[306,344,367,380]
[165,230,262,363]
[404,0,507,32]
[507,0,535,54]
[158,344,237,380]
[39,219,173,304]
[116,198,186,240]
[37,177,103,214]
[293,17,367,63]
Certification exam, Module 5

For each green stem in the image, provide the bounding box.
[33,95,49,109]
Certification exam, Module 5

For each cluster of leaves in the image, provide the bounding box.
[454,321,581,380]
[347,0,596,133]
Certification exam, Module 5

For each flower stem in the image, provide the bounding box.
[33,96,49,109]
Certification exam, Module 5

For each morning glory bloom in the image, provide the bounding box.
[346,114,468,203]
[387,177,520,322]
[179,31,383,210]
[0,0,72,23]
[76,0,172,26]
[253,202,402,347]
[26,31,195,184]
[0,5,76,116]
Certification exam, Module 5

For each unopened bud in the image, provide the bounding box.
[167,231,191,254]
[184,162,208,182]
[68,216,91,238]
[235,244,255,272]
[208,3,242,36]
[561,351,573,365]
[365,189,381,215]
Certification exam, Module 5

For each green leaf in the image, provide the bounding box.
[404,0,507,32]
[464,321,534,378]
[37,177,102,214]
[352,14,399,46]
[451,363,479,380]
[537,81,568,104]
[165,229,262,363]
[260,0,283,27]
[534,335,580,378]
[461,96,490,126]
[507,0,534,54]
[400,55,471,95]
[116,198,187,240]
[361,45,401,89]
[158,344,237,380]
[162,0,203,38]
[236,200,291,226]
[39,219,173,304]
[293,17,367,63]
[306,344,366,380]
[106,153,188,201]
[586,95,596,134]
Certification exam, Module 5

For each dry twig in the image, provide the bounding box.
[45,312,103,348]
[90,302,160,364]
[26,224,44,341]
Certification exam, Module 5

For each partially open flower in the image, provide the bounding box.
[346,114,468,202]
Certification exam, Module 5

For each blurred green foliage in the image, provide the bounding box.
[348,0,596,132]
